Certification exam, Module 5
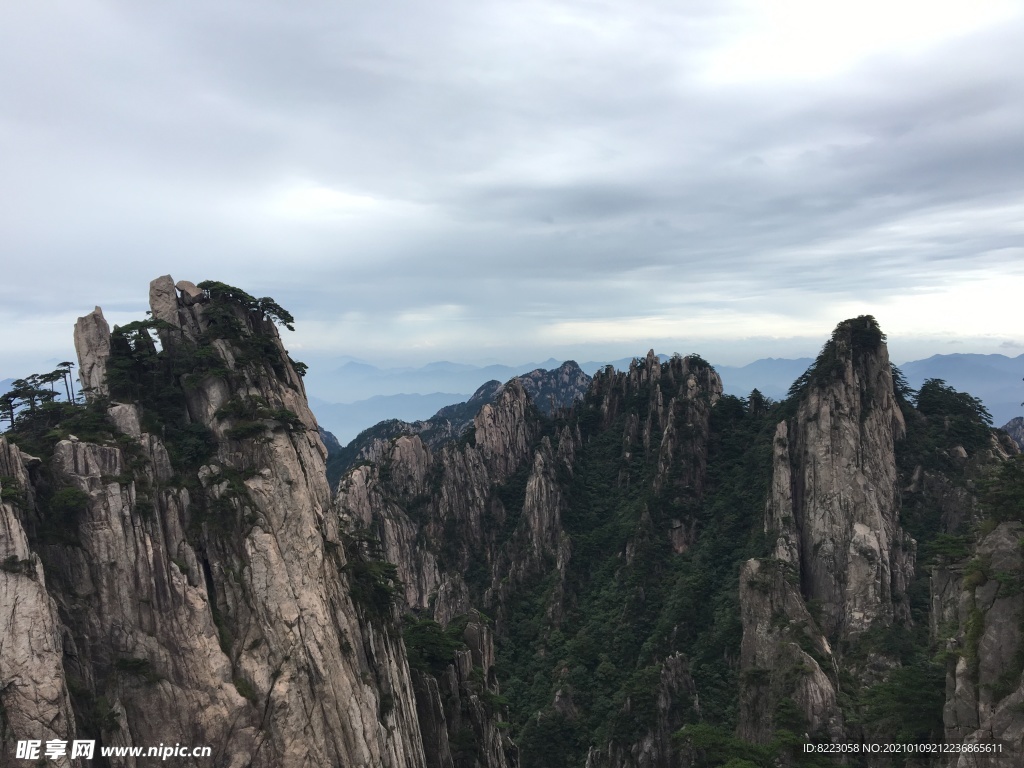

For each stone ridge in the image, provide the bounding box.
[334,348,726,768]
[515,360,591,417]
[334,378,545,767]
[5,277,428,767]
[329,362,592,486]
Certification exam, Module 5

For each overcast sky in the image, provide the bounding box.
[2,0,1023,381]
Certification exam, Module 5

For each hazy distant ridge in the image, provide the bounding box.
[307,353,1023,444]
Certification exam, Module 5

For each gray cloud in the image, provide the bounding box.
[2,0,1023,377]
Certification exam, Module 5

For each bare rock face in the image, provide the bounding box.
[941,523,1024,764]
[1001,417,1024,451]
[106,402,142,438]
[0,439,79,768]
[148,274,181,329]
[765,317,914,639]
[473,380,538,483]
[336,438,444,613]
[765,421,800,564]
[335,375,568,768]
[333,351,724,767]
[521,437,565,561]
[515,361,591,417]
[73,306,111,399]
[586,352,721,505]
[737,558,843,744]
[175,279,204,303]
[16,277,428,767]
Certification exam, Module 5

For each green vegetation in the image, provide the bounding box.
[496,364,778,767]
[490,346,992,764]
[233,676,259,704]
[105,319,219,473]
[981,455,1024,523]
[0,283,301,553]
[114,657,161,684]
[195,281,300,378]
[67,678,120,739]
[197,280,296,331]
[342,526,404,621]
[676,722,837,768]
[1,554,35,576]
[788,315,885,398]
[856,374,994,750]
[915,379,993,453]
[403,615,469,675]
[216,395,303,442]
[0,363,78,430]
[0,382,122,545]
[101,284,301,473]
[2,384,114,459]
[0,477,27,509]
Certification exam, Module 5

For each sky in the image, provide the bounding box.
[2,0,1024,382]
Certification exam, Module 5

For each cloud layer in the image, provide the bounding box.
[2,0,1022,374]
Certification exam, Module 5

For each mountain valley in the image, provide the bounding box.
[2,278,1023,768]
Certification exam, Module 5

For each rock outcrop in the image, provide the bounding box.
[13,298,1024,768]
[1002,416,1024,451]
[331,381,548,768]
[763,317,914,639]
[516,361,591,417]
[940,523,1024,765]
[0,439,79,768]
[328,363,592,487]
[73,307,111,399]
[3,278,428,767]
[737,558,842,744]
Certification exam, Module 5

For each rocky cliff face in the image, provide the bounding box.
[2,276,427,767]
[333,351,723,768]
[1,439,79,768]
[327,363,592,488]
[335,379,552,768]
[515,362,591,418]
[736,317,1024,762]
[939,523,1024,762]
[8,297,1024,768]
[73,307,111,399]
[737,558,843,745]
[1002,416,1024,451]
[763,317,914,639]
[740,317,920,753]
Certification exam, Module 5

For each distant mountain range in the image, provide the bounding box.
[325,362,591,485]
[899,354,1022,427]
[5,355,1021,446]
[306,353,1023,445]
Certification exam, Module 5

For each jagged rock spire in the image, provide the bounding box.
[765,316,914,638]
[73,306,111,399]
